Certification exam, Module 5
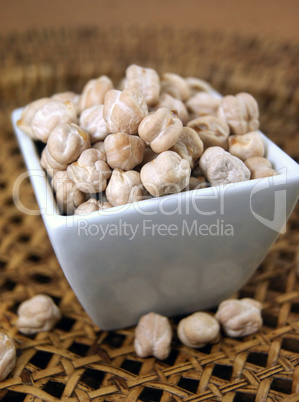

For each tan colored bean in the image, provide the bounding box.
[79,105,109,143]
[140,151,191,196]
[78,75,113,113]
[16,294,61,335]
[170,127,204,168]
[126,64,160,106]
[17,97,51,139]
[216,298,262,337]
[47,123,90,167]
[104,89,148,134]
[74,198,112,215]
[52,170,87,214]
[186,92,220,118]
[160,72,190,101]
[154,93,189,125]
[104,132,145,170]
[138,108,183,153]
[67,149,111,193]
[218,93,259,135]
[106,169,145,207]
[0,333,16,381]
[228,131,265,161]
[188,115,229,150]
[178,312,220,348]
[134,312,172,359]
[31,100,78,143]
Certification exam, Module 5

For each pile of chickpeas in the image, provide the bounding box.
[17,64,277,215]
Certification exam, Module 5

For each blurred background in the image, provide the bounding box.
[1,0,299,41]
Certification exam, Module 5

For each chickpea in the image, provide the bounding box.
[103,89,148,134]
[126,64,160,106]
[16,294,61,335]
[140,151,191,196]
[134,312,172,360]
[104,132,145,170]
[138,108,183,154]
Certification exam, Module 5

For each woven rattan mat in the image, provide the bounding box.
[0,27,298,401]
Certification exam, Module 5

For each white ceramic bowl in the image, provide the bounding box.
[12,107,299,330]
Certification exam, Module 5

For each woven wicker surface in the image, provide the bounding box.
[0,27,298,401]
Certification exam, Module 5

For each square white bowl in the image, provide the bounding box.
[12,107,299,330]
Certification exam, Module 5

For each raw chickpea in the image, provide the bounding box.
[140,151,191,196]
[79,105,109,143]
[218,92,259,135]
[134,312,172,360]
[16,294,61,335]
[178,312,220,348]
[126,64,160,106]
[103,89,148,134]
[17,97,51,139]
[52,170,87,214]
[0,333,16,381]
[160,72,190,101]
[104,132,145,170]
[78,75,113,113]
[199,146,250,186]
[31,100,78,143]
[188,115,229,150]
[47,123,90,167]
[170,127,204,169]
[106,169,145,207]
[186,92,220,118]
[216,298,263,337]
[67,149,111,193]
[228,131,265,161]
[74,198,112,215]
[138,108,183,154]
[155,93,189,125]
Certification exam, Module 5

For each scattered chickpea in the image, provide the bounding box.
[16,294,61,335]
[216,298,262,337]
[0,333,16,381]
[134,312,172,360]
[177,312,220,348]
